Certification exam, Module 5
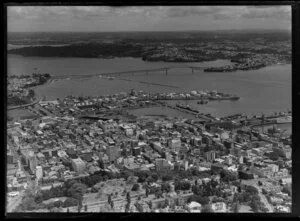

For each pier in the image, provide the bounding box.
[156,101,213,121]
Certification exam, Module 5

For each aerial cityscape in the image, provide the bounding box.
[6,5,292,214]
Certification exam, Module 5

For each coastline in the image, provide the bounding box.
[7,77,52,110]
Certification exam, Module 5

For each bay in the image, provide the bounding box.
[7,55,291,117]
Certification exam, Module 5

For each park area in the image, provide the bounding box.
[83,177,144,203]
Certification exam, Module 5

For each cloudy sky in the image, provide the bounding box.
[7,6,291,32]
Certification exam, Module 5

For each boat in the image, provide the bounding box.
[176,104,199,113]
[108,77,115,80]
[229,96,240,101]
[197,100,208,104]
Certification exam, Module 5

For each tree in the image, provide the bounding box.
[110,201,114,209]
[245,185,259,195]
[192,185,203,196]
[136,171,149,183]
[67,182,87,202]
[34,192,44,204]
[126,192,131,204]
[63,197,79,208]
[220,169,238,182]
[211,196,225,203]
[232,200,240,213]
[20,196,42,211]
[201,204,213,213]
[150,173,159,182]
[108,194,112,205]
[188,195,210,205]
[77,203,82,212]
[154,189,163,199]
[98,159,104,169]
[262,188,268,195]
[249,198,259,212]
[135,202,143,212]
[146,176,155,184]
[162,174,173,182]
[147,200,152,210]
[127,176,137,185]
[132,183,140,191]
[120,171,133,180]
[125,202,130,213]
[269,151,280,161]
[53,200,63,208]
[282,184,292,196]
[161,182,171,193]
[28,89,35,98]
[174,181,191,191]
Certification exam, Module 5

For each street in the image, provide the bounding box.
[241,178,274,212]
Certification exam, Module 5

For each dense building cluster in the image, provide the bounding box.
[7,90,292,213]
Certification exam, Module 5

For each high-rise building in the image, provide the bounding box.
[184,160,189,171]
[36,165,43,180]
[202,136,212,145]
[107,146,120,163]
[132,146,141,156]
[28,151,37,174]
[168,138,181,152]
[98,119,118,133]
[155,158,171,171]
[71,158,86,174]
[192,136,202,147]
[7,146,16,164]
[7,154,15,164]
[152,142,164,153]
[205,150,216,162]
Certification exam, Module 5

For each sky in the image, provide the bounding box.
[7,6,291,32]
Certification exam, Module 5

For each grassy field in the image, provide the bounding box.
[7,109,37,121]
[84,177,144,203]
[239,205,253,213]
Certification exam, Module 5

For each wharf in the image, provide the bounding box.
[157,101,212,121]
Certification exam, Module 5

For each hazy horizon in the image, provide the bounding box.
[7,6,291,32]
[7,29,292,33]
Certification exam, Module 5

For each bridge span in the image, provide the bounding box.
[52,66,209,79]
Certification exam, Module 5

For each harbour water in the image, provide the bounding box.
[7,54,291,118]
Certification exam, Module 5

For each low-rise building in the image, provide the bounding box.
[211,202,227,213]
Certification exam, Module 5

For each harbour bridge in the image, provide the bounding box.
[52,66,209,79]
